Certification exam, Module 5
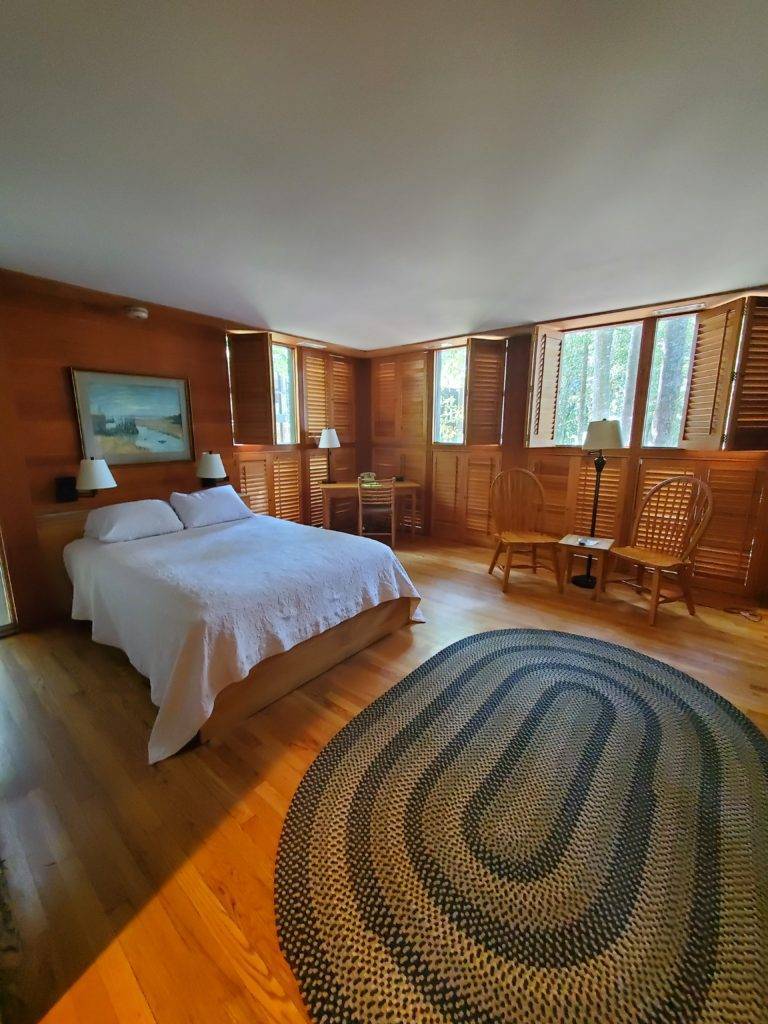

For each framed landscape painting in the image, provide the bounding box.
[71,369,194,464]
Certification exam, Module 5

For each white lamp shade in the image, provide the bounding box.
[583,419,623,451]
[196,451,227,479]
[318,428,341,449]
[76,458,117,491]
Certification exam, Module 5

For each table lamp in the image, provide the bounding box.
[571,418,623,589]
[318,428,340,483]
[75,457,117,498]
[196,451,228,488]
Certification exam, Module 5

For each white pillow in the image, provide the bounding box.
[169,485,253,529]
[85,499,184,543]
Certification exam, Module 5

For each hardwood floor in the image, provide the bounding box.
[1,539,766,1024]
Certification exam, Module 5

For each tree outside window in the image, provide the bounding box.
[642,315,696,447]
[434,346,467,444]
[553,323,641,446]
[271,343,298,444]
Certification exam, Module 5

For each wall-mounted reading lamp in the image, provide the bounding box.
[196,451,228,488]
[56,457,117,502]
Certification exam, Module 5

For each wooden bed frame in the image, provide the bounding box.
[35,509,414,745]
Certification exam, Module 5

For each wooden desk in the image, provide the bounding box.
[559,534,615,602]
[320,481,422,536]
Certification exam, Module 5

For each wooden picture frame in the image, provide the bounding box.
[71,368,194,465]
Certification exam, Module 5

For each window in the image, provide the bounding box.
[271,343,298,444]
[552,323,642,446]
[433,346,467,444]
[642,314,696,447]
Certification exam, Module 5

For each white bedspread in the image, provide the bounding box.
[64,516,423,762]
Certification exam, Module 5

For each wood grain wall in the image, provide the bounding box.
[0,269,237,625]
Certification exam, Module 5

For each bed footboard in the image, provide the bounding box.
[199,596,412,742]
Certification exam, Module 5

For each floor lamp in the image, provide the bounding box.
[571,418,623,589]
[318,428,340,483]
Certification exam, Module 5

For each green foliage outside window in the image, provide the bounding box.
[434,346,467,444]
[271,343,297,444]
[642,315,696,447]
[554,324,642,446]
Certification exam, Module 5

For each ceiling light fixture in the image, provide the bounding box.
[655,302,706,316]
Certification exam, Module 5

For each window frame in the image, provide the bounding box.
[432,344,469,446]
[639,312,699,450]
[270,341,299,446]
[527,319,642,450]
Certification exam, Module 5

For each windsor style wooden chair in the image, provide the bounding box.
[608,475,713,625]
[488,469,564,593]
[357,476,397,547]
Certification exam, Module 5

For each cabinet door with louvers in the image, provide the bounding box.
[270,452,302,522]
[464,451,501,544]
[373,447,427,532]
[633,458,766,596]
[236,451,302,523]
[238,453,270,514]
[527,454,570,536]
[431,451,464,538]
[571,456,628,539]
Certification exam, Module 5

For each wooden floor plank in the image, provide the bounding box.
[0,538,766,1023]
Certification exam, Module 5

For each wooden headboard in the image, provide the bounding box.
[35,509,89,618]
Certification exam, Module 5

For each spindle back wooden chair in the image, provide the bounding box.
[488,469,563,593]
[357,476,397,547]
[609,475,713,625]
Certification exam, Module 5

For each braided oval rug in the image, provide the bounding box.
[275,629,768,1024]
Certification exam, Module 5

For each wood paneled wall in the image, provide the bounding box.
[0,270,238,624]
[2,266,766,629]
[510,328,768,601]
[0,270,235,510]
[232,338,368,530]
[369,341,511,544]
[370,329,768,601]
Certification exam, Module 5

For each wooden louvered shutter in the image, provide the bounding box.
[694,465,764,592]
[728,296,768,450]
[528,455,570,536]
[466,339,506,445]
[528,330,563,446]
[573,457,626,538]
[431,451,463,536]
[329,447,356,528]
[271,452,301,522]
[238,454,269,514]
[228,333,275,445]
[372,359,397,441]
[374,448,427,531]
[633,460,696,549]
[329,356,356,443]
[301,349,328,443]
[679,299,744,449]
[464,452,501,541]
[306,450,328,526]
[398,354,428,442]
[372,448,402,479]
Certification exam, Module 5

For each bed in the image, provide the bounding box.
[63,514,423,762]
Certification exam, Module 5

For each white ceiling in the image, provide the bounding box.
[1,1,767,350]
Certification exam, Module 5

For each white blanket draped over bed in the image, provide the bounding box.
[64,516,423,762]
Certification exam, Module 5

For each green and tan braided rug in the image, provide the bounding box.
[275,629,768,1024]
